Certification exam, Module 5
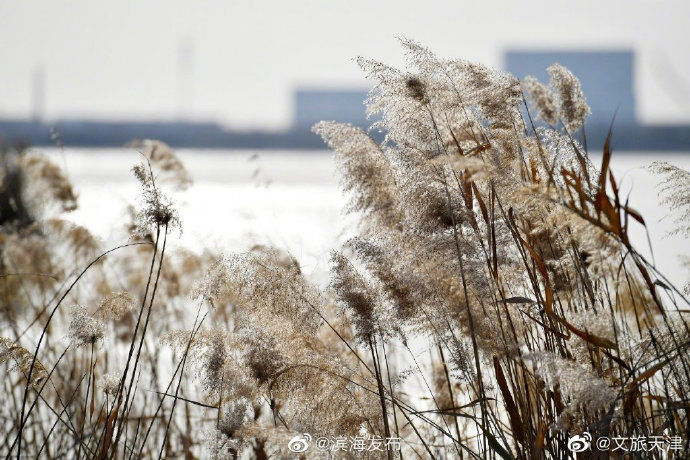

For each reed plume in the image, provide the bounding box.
[1,40,689,459]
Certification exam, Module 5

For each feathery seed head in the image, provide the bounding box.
[68,305,105,347]
[523,76,558,125]
[99,372,121,395]
[547,63,590,132]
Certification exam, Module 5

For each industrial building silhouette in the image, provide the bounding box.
[506,50,637,127]
[1,51,688,150]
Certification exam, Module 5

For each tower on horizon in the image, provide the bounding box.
[177,38,195,120]
[31,65,45,122]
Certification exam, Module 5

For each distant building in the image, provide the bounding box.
[505,50,636,126]
[0,50,688,150]
[294,89,369,129]
[504,50,689,151]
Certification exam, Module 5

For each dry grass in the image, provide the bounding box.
[1,41,689,459]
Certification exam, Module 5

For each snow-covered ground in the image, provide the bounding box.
[43,148,690,287]
[44,149,345,284]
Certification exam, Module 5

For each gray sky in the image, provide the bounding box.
[1,0,689,128]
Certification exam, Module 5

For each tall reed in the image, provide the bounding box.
[1,42,689,459]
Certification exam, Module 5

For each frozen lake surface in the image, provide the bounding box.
[43,148,690,287]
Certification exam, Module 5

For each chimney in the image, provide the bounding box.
[177,38,194,120]
[31,64,45,122]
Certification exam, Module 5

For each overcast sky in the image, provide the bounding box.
[1,1,689,128]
